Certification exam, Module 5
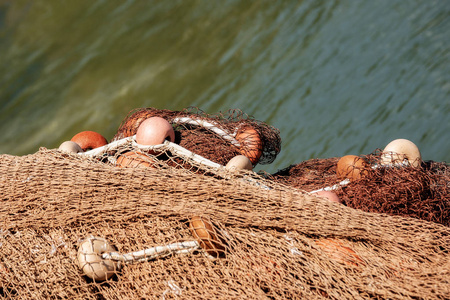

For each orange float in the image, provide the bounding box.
[315,238,364,267]
[189,216,226,258]
[116,151,153,168]
[336,155,368,180]
[71,131,108,151]
[235,127,263,165]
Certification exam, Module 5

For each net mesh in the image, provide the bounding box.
[0,108,449,299]
[0,148,449,299]
[112,107,281,166]
[270,151,450,227]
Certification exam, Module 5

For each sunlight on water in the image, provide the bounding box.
[0,0,448,173]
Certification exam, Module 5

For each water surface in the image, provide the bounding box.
[0,0,448,173]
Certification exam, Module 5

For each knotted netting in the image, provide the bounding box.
[0,148,449,299]
[270,151,450,227]
[0,107,449,299]
[111,107,281,166]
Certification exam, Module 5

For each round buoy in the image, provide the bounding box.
[380,139,422,168]
[336,155,368,180]
[71,131,108,151]
[225,155,253,171]
[58,141,83,153]
[116,151,153,168]
[189,216,226,258]
[135,117,175,146]
[235,127,263,165]
[77,236,119,281]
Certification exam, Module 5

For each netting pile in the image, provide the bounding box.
[1,107,449,299]
[1,147,449,299]
[270,151,450,227]
[112,107,281,166]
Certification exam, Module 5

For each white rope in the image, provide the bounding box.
[79,135,271,190]
[310,179,350,193]
[80,135,222,169]
[372,161,410,169]
[80,135,136,157]
[133,140,223,169]
[102,240,199,264]
[172,117,240,147]
[81,116,241,158]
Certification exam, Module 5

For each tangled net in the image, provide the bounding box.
[270,151,450,227]
[112,107,281,166]
[0,108,449,299]
[0,149,449,299]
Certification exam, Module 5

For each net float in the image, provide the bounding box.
[71,131,108,151]
[380,138,422,168]
[116,151,153,168]
[77,236,119,281]
[290,155,369,194]
[315,238,364,267]
[189,216,226,258]
[311,190,342,203]
[58,141,83,154]
[310,155,367,193]
[135,117,175,146]
[78,217,226,281]
[225,155,253,171]
[235,127,263,165]
[336,155,369,181]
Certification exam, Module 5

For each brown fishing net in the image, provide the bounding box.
[270,151,450,227]
[112,107,281,166]
[1,146,449,299]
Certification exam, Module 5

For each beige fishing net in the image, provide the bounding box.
[0,108,449,299]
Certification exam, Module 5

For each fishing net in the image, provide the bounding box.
[270,151,450,227]
[1,145,449,299]
[111,107,281,166]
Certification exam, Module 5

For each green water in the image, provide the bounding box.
[0,0,449,173]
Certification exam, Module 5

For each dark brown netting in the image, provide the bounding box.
[270,151,450,227]
[270,157,340,192]
[111,107,281,166]
[0,149,449,299]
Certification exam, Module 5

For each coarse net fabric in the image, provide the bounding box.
[0,149,449,299]
[111,107,281,166]
[270,151,450,227]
